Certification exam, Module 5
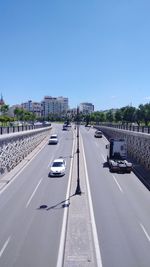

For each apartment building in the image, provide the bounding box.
[79,102,94,114]
[41,96,69,117]
[21,100,42,117]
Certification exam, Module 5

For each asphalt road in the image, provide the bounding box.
[1,124,150,267]
[0,124,73,267]
[81,125,150,267]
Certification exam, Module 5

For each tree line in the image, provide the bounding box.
[81,103,150,126]
[0,106,36,125]
[0,102,150,126]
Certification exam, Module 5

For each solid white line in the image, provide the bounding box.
[56,131,75,267]
[102,135,108,143]
[112,175,123,193]
[140,223,150,242]
[0,236,11,258]
[81,135,103,267]
[26,178,43,208]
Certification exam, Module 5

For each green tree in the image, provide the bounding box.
[140,103,150,126]
[14,108,24,120]
[0,104,9,115]
[114,109,123,123]
[106,110,114,122]
[123,106,136,124]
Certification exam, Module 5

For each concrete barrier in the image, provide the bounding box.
[0,127,51,175]
[94,126,150,171]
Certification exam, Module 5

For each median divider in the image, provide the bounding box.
[63,130,101,267]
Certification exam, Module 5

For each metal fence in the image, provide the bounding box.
[0,124,51,135]
[97,123,150,134]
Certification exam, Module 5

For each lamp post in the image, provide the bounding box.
[75,106,82,195]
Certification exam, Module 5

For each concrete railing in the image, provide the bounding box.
[94,125,150,171]
[0,126,51,175]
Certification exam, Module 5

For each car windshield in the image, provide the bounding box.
[50,136,57,139]
[52,162,63,167]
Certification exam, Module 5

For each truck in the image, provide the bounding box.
[106,138,132,173]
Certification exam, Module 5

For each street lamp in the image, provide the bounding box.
[75,106,82,195]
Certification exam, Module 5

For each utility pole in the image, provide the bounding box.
[75,106,82,195]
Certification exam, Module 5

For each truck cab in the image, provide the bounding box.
[106,138,132,173]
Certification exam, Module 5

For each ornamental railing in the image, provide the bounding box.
[95,123,150,134]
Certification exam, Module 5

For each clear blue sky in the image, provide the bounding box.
[0,0,150,111]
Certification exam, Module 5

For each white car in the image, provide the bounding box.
[94,130,102,138]
[49,158,66,177]
[48,134,58,144]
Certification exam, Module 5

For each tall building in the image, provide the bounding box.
[79,102,94,114]
[57,96,69,112]
[21,100,42,117]
[41,96,69,117]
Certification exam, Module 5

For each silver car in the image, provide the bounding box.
[48,134,58,144]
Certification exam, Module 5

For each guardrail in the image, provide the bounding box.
[96,123,150,134]
[0,124,51,135]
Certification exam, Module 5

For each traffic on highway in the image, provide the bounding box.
[0,123,150,267]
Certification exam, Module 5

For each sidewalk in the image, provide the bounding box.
[63,133,100,267]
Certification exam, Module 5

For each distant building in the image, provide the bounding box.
[8,104,22,117]
[41,96,69,117]
[0,94,5,115]
[21,100,42,117]
[79,102,94,114]
[0,94,5,106]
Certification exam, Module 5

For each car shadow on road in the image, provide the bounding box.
[37,193,76,211]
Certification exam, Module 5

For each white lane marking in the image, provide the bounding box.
[56,130,75,267]
[26,178,43,208]
[112,175,123,193]
[140,223,150,242]
[102,135,108,143]
[0,236,11,258]
[101,154,106,162]
[81,135,103,267]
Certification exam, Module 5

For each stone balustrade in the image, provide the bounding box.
[0,127,51,175]
[95,126,150,171]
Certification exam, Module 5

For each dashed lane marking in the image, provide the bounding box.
[26,178,43,208]
[0,236,11,258]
